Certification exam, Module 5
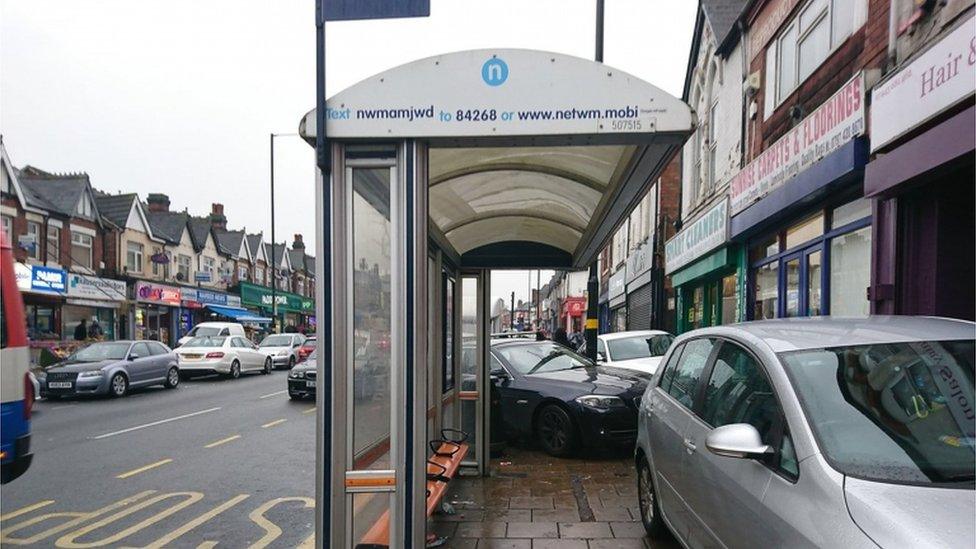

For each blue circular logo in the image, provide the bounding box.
[482,57,508,87]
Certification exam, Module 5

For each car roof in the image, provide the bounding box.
[490,338,549,347]
[682,316,975,353]
[599,330,671,341]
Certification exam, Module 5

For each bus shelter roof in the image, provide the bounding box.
[301,49,694,269]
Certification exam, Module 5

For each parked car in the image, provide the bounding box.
[176,335,272,378]
[296,337,316,363]
[635,316,975,548]
[40,340,180,398]
[597,330,675,375]
[288,350,317,399]
[177,322,246,347]
[258,333,306,369]
[490,339,648,457]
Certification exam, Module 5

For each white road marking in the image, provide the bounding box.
[258,390,288,399]
[91,407,221,440]
[49,404,78,410]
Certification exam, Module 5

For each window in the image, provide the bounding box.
[830,226,871,316]
[238,265,249,281]
[755,262,779,320]
[26,221,40,259]
[46,225,60,263]
[203,256,215,277]
[177,254,191,281]
[659,344,686,390]
[785,213,824,250]
[722,274,738,325]
[71,231,93,269]
[151,247,162,276]
[255,266,264,284]
[126,241,144,273]
[831,197,871,229]
[769,0,863,106]
[76,196,93,217]
[1,215,11,241]
[701,343,779,442]
[132,342,152,358]
[665,338,715,409]
[148,342,169,355]
[706,101,718,190]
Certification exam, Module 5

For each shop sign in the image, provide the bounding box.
[67,273,126,302]
[194,271,212,283]
[608,267,627,299]
[17,235,37,255]
[150,252,169,264]
[15,263,67,294]
[562,297,586,317]
[182,288,244,309]
[240,282,314,313]
[625,242,651,283]
[730,73,865,215]
[665,199,728,275]
[313,49,692,139]
[871,16,976,152]
[135,281,182,305]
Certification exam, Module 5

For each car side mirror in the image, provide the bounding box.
[128,353,139,361]
[597,351,607,362]
[489,368,510,382]
[705,423,773,460]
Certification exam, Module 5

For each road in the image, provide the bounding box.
[0,369,317,548]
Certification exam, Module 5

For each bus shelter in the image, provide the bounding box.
[300,49,693,548]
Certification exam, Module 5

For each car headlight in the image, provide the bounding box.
[78,370,104,378]
[290,370,305,379]
[575,395,626,409]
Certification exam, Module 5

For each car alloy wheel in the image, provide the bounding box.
[536,404,576,457]
[110,373,128,397]
[230,361,241,379]
[638,457,668,538]
[165,367,180,388]
[288,356,296,370]
[263,358,272,374]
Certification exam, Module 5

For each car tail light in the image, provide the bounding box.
[23,374,33,420]
[205,352,225,359]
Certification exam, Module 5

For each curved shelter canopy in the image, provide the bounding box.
[301,49,694,268]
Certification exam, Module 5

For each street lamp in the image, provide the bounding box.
[270,132,299,332]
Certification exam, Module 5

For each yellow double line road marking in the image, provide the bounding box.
[204,435,241,449]
[116,459,173,479]
[261,419,287,429]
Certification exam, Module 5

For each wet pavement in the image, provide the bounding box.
[431,446,681,548]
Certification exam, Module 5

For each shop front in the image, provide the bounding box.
[132,281,182,347]
[597,287,609,334]
[16,263,67,352]
[606,267,627,332]
[239,282,314,333]
[866,15,975,320]
[667,198,742,334]
[730,74,871,320]
[560,296,586,334]
[63,272,127,341]
[624,241,652,330]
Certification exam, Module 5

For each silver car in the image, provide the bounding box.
[635,316,975,548]
[257,333,306,369]
[42,340,180,398]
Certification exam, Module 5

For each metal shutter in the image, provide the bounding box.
[627,284,652,331]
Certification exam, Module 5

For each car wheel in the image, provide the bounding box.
[638,456,668,538]
[164,367,180,388]
[229,361,241,379]
[110,373,128,398]
[263,358,272,375]
[288,356,296,370]
[535,404,577,457]
[289,392,301,400]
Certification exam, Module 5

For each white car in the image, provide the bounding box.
[176,335,271,378]
[257,333,306,370]
[177,322,246,347]
[597,330,675,375]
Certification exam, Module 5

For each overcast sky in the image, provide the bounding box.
[1,0,696,303]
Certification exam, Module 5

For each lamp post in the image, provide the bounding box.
[270,132,299,332]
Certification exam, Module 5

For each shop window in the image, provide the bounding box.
[26,304,58,340]
[126,241,144,273]
[830,226,871,316]
[46,225,60,263]
[722,274,738,325]
[755,263,779,320]
[26,221,40,259]
[71,231,93,269]
[831,197,871,229]
[784,257,801,317]
[785,213,824,250]
[808,251,823,315]
[750,235,780,263]
[688,286,704,330]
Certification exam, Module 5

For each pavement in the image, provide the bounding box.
[0,369,317,548]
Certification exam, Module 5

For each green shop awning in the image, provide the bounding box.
[671,247,735,287]
[239,282,314,314]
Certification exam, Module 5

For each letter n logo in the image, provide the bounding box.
[482,57,509,87]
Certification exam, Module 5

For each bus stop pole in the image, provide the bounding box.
[584,0,605,362]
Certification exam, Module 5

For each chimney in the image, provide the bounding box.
[209,203,227,230]
[147,193,170,212]
[292,233,305,250]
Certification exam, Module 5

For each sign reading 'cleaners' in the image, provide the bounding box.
[307,49,692,139]
[665,199,728,275]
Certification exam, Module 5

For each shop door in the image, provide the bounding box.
[781,246,823,318]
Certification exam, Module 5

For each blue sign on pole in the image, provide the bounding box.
[323,0,429,21]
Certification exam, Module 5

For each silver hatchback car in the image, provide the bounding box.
[636,316,975,548]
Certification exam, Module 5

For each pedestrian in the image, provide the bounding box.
[88,318,104,339]
[552,327,570,348]
[74,319,88,341]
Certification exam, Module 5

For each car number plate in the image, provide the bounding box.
[306,380,316,388]
[49,382,73,389]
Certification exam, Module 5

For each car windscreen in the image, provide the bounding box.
[780,340,975,485]
[184,336,227,348]
[190,326,222,337]
[607,334,674,360]
[66,342,131,362]
[260,335,292,347]
[495,342,592,375]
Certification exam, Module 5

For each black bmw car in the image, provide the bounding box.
[287,351,317,400]
[490,339,649,457]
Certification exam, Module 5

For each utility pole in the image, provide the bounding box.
[270,133,278,332]
[510,291,516,332]
[585,0,605,361]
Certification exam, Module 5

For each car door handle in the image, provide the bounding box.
[682,438,696,454]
